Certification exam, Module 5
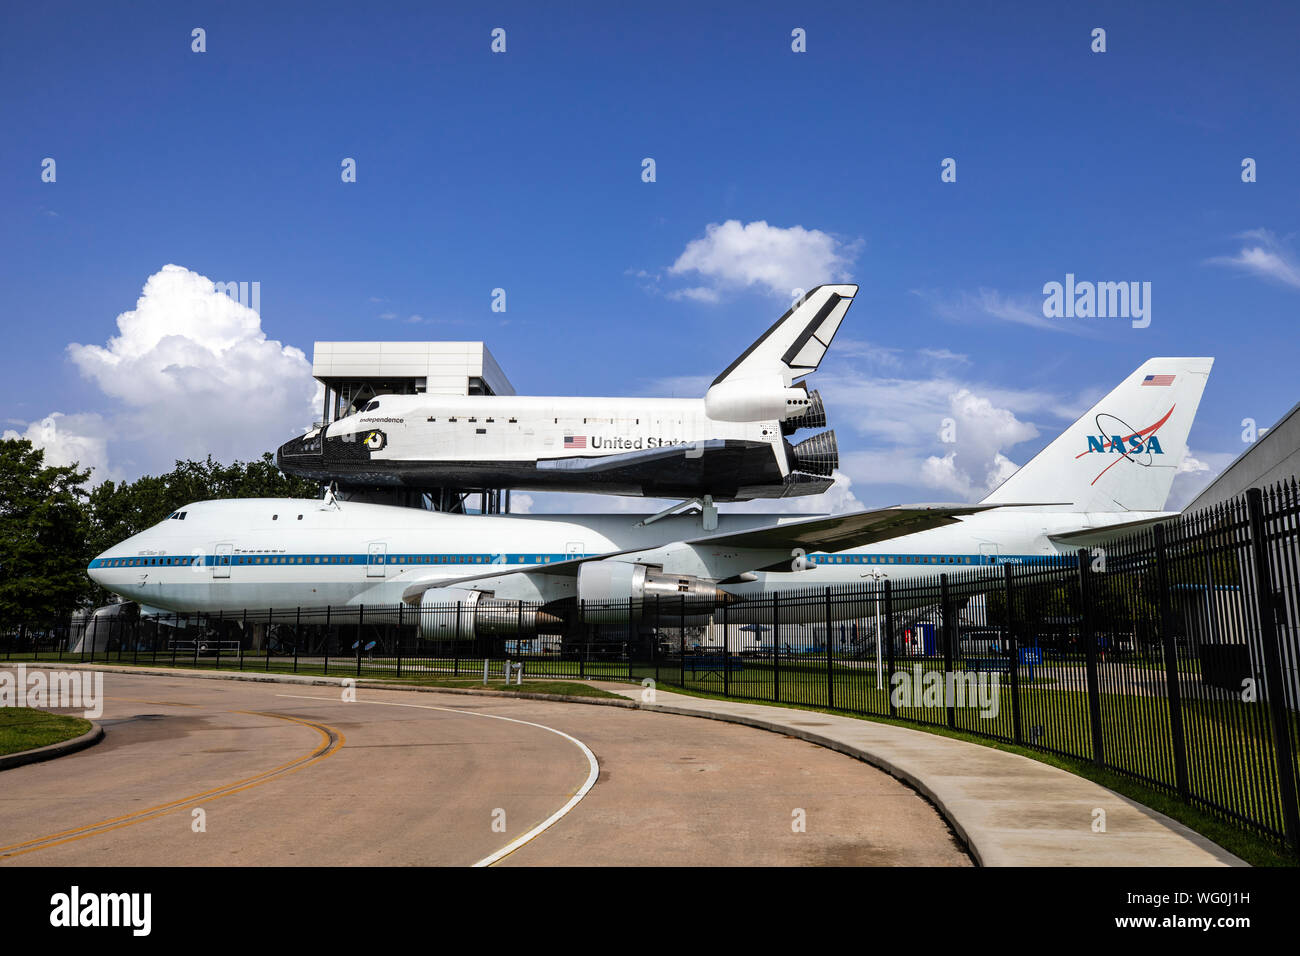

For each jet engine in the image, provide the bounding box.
[704,375,812,423]
[576,561,733,624]
[418,587,561,639]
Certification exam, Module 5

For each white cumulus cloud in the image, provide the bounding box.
[816,361,1053,502]
[667,220,860,300]
[3,412,115,482]
[919,389,1040,498]
[15,264,319,482]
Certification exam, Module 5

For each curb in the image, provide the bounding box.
[3,662,641,709]
[0,722,105,772]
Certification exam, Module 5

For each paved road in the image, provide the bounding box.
[0,671,969,866]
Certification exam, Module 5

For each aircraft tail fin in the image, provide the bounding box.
[981,357,1214,512]
[711,284,857,387]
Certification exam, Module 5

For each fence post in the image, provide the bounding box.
[396,603,404,678]
[940,574,955,729]
[678,596,685,685]
[356,605,364,677]
[772,592,781,703]
[654,594,661,685]
[722,599,730,699]
[453,601,461,677]
[1077,549,1105,765]
[294,607,300,674]
[884,580,896,717]
[824,587,834,710]
[1004,564,1022,746]
[1152,523,1190,801]
[323,605,331,676]
[1246,488,1300,850]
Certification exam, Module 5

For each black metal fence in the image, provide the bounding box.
[4,481,1299,851]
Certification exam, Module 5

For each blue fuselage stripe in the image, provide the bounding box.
[89,552,1061,570]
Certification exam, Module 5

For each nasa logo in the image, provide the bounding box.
[1085,434,1164,455]
[1077,407,1173,485]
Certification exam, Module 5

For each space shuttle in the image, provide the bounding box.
[277,285,857,501]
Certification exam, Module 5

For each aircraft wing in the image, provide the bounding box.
[399,502,992,604]
[688,503,989,551]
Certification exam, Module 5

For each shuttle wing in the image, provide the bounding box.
[399,502,991,604]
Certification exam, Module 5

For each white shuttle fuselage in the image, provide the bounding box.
[277,285,856,500]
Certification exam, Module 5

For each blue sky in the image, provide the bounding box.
[3,0,1298,510]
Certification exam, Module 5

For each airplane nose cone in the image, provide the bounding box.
[87,554,109,588]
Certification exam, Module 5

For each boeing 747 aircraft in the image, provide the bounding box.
[89,357,1212,637]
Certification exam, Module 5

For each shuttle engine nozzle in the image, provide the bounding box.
[791,429,838,477]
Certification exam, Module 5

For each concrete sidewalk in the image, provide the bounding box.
[592,683,1245,867]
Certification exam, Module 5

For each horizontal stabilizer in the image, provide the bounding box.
[1047,514,1177,548]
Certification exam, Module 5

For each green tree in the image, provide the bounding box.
[86,453,318,560]
[0,439,93,624]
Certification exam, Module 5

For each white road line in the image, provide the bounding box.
[276,693,599,867]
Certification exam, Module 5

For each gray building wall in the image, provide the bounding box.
[1186,400,1300,511]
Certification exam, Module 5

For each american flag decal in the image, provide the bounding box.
[564,435,586,449]
[1142,374,1175,387]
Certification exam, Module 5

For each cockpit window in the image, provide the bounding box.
[362,400,380,412]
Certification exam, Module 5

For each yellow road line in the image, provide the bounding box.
[0,711,344,860]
